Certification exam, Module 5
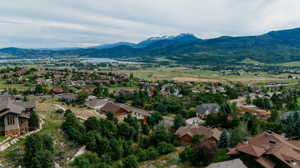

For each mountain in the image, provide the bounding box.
[88,42,136,49]
[136,33,200,48]
[1,28,300,64]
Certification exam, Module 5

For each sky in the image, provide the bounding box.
[0,0,300,48]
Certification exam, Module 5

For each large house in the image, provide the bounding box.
[85,99,109,110]
[196,103,220,119]
[99,102,151,121]
[229,132,300,168]
[175,125,221,146]
[0,96,35,136]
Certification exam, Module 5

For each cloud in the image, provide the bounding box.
[0,0,300,48]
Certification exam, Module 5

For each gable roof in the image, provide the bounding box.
[196,103,220,115]
[175,125,221,141]
[85,99,109,109]
[0,96,35,117]
[229,132,300,168]
[207,159,247,168]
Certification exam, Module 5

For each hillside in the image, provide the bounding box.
[1,28,300,64]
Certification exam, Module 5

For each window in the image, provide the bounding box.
[7,115,15,125]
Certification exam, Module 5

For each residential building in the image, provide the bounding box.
[229,132,300,168]
[196,103,220,118]
[175,125,221,146]
[0,96,35,136]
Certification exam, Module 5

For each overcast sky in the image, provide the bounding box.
[0,0,300,48]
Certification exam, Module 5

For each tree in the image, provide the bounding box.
[29,111,40,131]
[34,84,45,95]
[172,114,186,131]
[246,95,252,105]
[118,122,136,140]
[192,134,204,145]
[157,142,175,154]
[93,86,109,98]
[106,111,118,123]
[268,110,280,122]
[283,112,300,139]
[121,155,138,168]
[147,112,163,127]
[218,130,230,148]
[62,112,85,143]
[77,91,89,104]
[23,134,54,168]
[71,152,112,168]
[229,123,248,147]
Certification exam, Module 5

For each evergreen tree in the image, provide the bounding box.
[218,130,230,148]
[29,111,40,131]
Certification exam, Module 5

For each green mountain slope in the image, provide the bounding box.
[1,28,300,64]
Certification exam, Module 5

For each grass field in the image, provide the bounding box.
[101,67,294,84]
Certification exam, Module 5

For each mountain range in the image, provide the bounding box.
[1,28,300,64]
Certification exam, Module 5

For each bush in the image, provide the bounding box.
[71,152,112,168]
[121,155,138,168]
[23,134,54,168]
[56,109,65,113]
[157,142,176,154]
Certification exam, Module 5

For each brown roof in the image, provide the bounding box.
[230,132,300,168]
[101,102,123,113]
[175,125,221,141]
[238,144,265,157]
[100,102,150,116]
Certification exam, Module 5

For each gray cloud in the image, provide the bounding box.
[0,0,300,48]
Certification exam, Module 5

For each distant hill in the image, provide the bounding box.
[1,28,300,64]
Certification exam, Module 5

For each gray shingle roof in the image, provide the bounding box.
[206,159,247,168]
[0,95,35,117]
[196,103,220,115]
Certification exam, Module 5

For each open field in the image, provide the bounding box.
[103,67,295,84]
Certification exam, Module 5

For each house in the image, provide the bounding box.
[99,102,150,121]
[206,159,247,168]
[59,93,77,103]
[236,104,270,119]
[85,99,109,110]
[175,125,221,146]
[281,111,300,120]
[229,132,300,168]
[196,103,220,118]
[0,96,35,136]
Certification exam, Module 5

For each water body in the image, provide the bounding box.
[81,58,137,64]
[0,58,137,64]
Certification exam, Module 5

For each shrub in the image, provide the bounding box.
[157,142,176,154]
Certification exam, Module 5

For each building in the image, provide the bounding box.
[59,93,77,103]
[196,103,220,118]
[99,102,151,121]
[229,132,300,168]
[175,125,221,146]
[85,99,109,110]
[207,159,247,168]
[0,96,35,136]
